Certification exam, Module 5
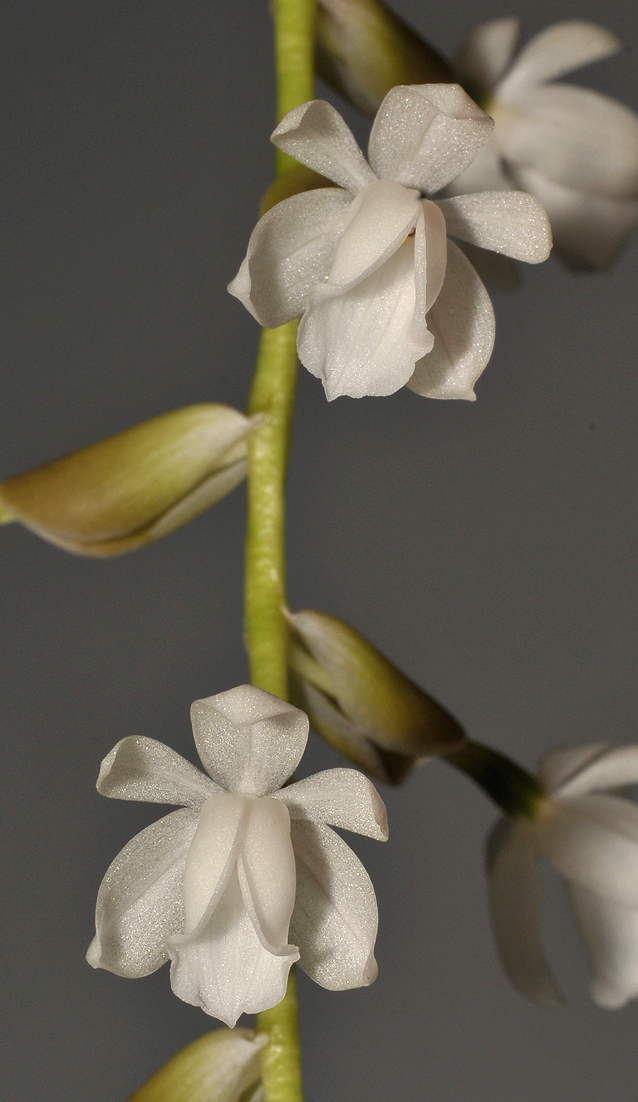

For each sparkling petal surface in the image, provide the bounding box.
[498,22,621,97]
[298,235,433,399]
[96,735,218,807]
[456,17,520,89]
[539,795,638,907]
[227,189,352,327]
[327,178,420,289]
[510,166,638,269]
[168,867,299,1026]
[182,792,245,931]
[436,191,552,262]
[290,819,379,990]
[496,84,638,199]
[568,882,638,1009]
[274,768,388,840]
[237,796,297,950]
[488,818,564,1007]
[87,807,198,978]
[190,685,309,796]
[368,84,494,195]
[271,100,375,194]
[407,239,494,400]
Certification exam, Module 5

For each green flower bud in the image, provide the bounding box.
[315,0,454,117]
[0,404,255,556]
[287,608,465,784]
[128,1027,265,1102]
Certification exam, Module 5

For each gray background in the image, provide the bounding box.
[1,1,637,1099]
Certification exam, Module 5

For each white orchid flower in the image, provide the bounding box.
[453,19,638,269]
[87,684,387,1027]
[229,84,551,402]
[489,742,638,1009]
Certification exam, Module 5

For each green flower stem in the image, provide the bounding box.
[255,970,304,1102]
[442,740,546,819]
[244,3,316,1096]
[245,320,299,701]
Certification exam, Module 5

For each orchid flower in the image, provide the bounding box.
[452,20,638,269]
[489,743,638,1009]
[87,685,387,1027]
[229,84,551,401]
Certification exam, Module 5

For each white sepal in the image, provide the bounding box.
[488,818,564,1008]
[290,820,379,990]
[498,22,621,98]
[274,767,388,840]
[190,686,309,797]
[436,191,552,262]
[407,240,494,400]
[96,735,218,807]
[568,882,638,1009]
[456,18,520,89]
[537,795,638,908]
[271,100,375,194]
[368,84,494,195]
[87,808,198,977]
[227,188,353,328]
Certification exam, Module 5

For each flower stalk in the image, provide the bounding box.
[245,0,317,1098]
[443,740,546,819]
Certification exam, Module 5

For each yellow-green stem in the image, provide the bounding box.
[245,321,299,700]
[245,3,315,1096]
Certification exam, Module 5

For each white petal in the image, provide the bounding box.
[327,179,420,289]
[447,140,515,196]
[509,166,638,269]
[456,17,521,89]
[237,796,297,951]
[568,882,638,1008]
[407,239,494,401]
[495,85,638,200]
[96,736,218,807]
[421,199,448,311]
[498,22,622,97]
[274,768,388,840]
[182,792,246,931]
[436,191,551,262]
[227,189,353,327]
[553,746,638,799]
[168,867,299,1026]
[298,234,433,400]
[538,743,612,793]
[87,807,198,977]
[539,795,638,907]
[290,820,379,990]
[190,685,309,797]
[487,818,564,1007]
[368,84,494,195]
[271,101,375,194]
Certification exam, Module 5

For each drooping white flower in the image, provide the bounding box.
[229,85,551,402]
[87,684,387,1027]
[452,20,638,269]
[489,742,638,1009]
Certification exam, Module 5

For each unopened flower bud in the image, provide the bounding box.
[128,1027,266,1102]
[287,608,465,783]
[0,404,255,556]
[316,0,454,117]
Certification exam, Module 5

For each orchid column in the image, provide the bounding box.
[244,1,316,1100]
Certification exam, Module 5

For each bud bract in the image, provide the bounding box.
[316,0,454,117]
[287,608,465,783]
[128,1027,265,1102]
[0,404,255,556]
